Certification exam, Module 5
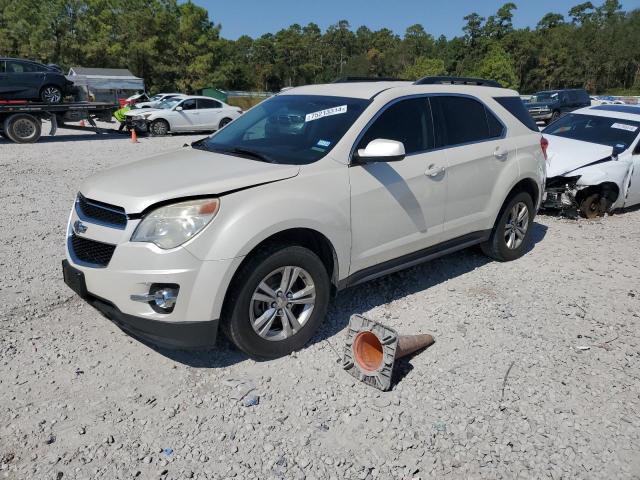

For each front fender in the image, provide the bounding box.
[573,159,632,207]
[183,161,351,278]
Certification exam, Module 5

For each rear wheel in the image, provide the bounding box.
[481,191,534,262]
[218,117,232,129]
[222,244,331,359]
[3,114,42,143]
[40,85,63,104]
[150,119,170,136]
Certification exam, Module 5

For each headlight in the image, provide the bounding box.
[131,198,220,249]
[131,115,145,121]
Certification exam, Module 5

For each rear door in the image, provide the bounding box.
[196,98,223,130]
[349,96,448,274]
[5,60,44,99]
[430,95,517,239]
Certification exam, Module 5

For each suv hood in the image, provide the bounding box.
[80,148,300,214]
[545,135,613,177]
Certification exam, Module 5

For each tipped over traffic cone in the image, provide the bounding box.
[131,128,138,143]
[343,315,434,391]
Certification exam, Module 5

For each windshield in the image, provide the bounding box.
[532,92,559,103]
[149,94,163,102]
[156,98,181,110]
[192,95,370,165]
[543,113,640,149]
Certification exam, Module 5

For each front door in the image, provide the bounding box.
[349,96,447,275]
[171,98,198,131]
[624,141,640,207]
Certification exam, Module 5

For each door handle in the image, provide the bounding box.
[425,164,445,177]
[494,148,508,161]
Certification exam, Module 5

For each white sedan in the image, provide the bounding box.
[542,104,640,217]
[125,96,242,135]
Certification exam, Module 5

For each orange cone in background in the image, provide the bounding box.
[131,128,138,143]
[343,315,435,391]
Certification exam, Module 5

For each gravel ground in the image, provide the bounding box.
[1,124,640,480]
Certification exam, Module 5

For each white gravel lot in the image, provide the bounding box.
[1,124,640,480]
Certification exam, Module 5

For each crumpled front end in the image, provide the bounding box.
[542,175,582,217]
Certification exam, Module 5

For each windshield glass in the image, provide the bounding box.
[149,95,163,102]
[543,113,640,149]
[156,98,181,110]
[533,92,559,103]
[192,95,370,165]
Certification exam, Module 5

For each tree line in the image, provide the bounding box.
[1,0,639,94]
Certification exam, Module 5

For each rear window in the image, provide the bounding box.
[494,96,539,131]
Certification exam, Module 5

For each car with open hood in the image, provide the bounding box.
[124,95,242,135]
[62,77,545,358]
[542,104,640,217]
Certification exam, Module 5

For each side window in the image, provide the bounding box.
[486,109,504,138]
[431,96,497,147]
[180,99,197,110]
[198,98,222,109]
[6,61,26,73]
[494,96,539,131]
[357,97,434,155]
[0,61,5,73]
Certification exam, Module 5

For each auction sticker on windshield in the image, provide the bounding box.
[306,105,347,122]
[611,123,638,132]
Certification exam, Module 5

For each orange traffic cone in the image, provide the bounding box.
[343,315,434,391]
[131,128,138,143]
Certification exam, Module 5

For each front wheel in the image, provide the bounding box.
[579,193,607,219]
[481,192,534,262]
[222,244,331,359]
[218,117,233,129]
[40,85,63,104]
[150,119,169,136]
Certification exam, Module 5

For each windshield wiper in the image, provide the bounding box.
[190,142,275,163]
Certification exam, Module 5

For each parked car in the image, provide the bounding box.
[542,104,640,217]
[125,95,241,135]
[0,57,74,103]
[133,92,183,109]
[62,77,546,358]
[526,88,591,124]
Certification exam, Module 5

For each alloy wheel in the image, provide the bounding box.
[249,266,316,341]
[503,201,529,249]
[42,87,61,103]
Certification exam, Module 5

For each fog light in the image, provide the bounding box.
[130,284,179,313]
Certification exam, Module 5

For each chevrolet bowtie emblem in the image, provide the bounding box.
[73,220,88,234]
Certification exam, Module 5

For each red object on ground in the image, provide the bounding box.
[0,100,29,104]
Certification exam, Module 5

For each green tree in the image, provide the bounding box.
[474,44,518,88]
[401,57,445,80]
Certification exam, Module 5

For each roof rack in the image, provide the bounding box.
[332,76,405,83]
[414,76,502,88]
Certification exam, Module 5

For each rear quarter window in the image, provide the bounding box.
[494,96,539,132]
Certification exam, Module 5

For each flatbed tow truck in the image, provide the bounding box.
[0,101,119,144]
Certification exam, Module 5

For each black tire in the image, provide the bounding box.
[40,85,63,104]
[3,114,42,143]
[579,193,606,219]
[550,110,561,123]
[218,117,232,129]
[481,191,535,262]
[222,244,331,359]
[150,119,170,136]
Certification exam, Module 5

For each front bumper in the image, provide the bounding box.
[63,259,219,349]
[528,110,553,121]
[125,117,148,132]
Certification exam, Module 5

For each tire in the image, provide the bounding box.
[481,191,534,262]
[150,119,170,136]
[218,117,232,129]
[222,244,331,359]
[3,114,42,143]
[550,110,561,123]
[40,85,63,104]
[579,193,606,219]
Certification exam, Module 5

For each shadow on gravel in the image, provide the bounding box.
[145,222,548,368]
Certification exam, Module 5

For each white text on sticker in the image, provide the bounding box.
[306,105,347,122]
[611,123,638,132]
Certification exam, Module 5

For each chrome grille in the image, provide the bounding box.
[76,194,127,229]
[70,234,116,267]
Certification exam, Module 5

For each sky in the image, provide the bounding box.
[195,0,640,40]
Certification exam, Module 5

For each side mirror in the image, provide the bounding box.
[355,139,406,163]
[175,106,183,111]
[612,144,626,159]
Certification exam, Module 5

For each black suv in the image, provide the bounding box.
[526,88,590,125]
[0,57,74,103]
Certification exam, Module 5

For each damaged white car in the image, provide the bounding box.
[542,105,640,218]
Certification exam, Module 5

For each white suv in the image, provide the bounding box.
[62,77,546,358]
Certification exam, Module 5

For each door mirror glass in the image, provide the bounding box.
[356,139,405,162]
[175,106,183,111]
[612,143,626,158]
